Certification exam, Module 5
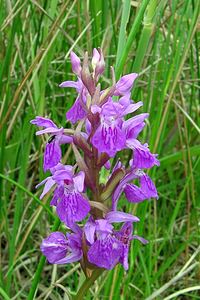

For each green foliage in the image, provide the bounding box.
[0,0,200,299]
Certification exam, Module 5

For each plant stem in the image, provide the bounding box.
[73,269,104,300]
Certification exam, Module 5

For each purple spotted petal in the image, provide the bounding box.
[50,186,64,206]
[140,174,158,199]
[114,222,132,270]
[87,235,123,270]
[117,221,133,238]
[50,163,73,175]
[40,232,68,264]
[101,99,121,117]
[134,148,160,169]
[44,140,62,172]
[124,183,147,203]
[56,192,90,226]
[126,139,160,169]
[92,123,126,157]
[120,244,129,270]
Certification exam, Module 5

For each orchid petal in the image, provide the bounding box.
[106,211,139,223]
[30,116,57,128]
[73,171,85,192]
[36,127,63,136]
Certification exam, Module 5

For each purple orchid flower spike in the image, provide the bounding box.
[32,48,159,280]
[85,211,139,270]
[30,117,72,171]
[41,230,83,264]
[36,164,90,227]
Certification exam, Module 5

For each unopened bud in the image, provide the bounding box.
[70,51,81,76]
[95,48,105,77]
[92,48,100,70]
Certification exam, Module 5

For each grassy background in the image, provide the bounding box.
[0,0,200,299]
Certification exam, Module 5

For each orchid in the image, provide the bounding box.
[31,48,159,297]
[30,117,72,171]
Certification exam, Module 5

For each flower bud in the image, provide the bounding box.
[92,48,105,79]
[92,48,100,70]
[70,51,81,76]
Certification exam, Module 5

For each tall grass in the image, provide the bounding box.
[0,0,200,299]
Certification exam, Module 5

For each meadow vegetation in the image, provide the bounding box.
[0,0,200,299]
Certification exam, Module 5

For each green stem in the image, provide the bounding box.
[73,269,104,300]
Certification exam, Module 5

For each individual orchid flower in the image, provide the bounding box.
[41,230,82,264]
[59,78,87,124]
[112,169,158,210]
[30,117,72,171]
[124,173,158,203]
[91,98,143,157]
[36,164,90,227]
[85,211,139,270]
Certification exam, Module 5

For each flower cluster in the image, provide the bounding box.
[31,48,159,272]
